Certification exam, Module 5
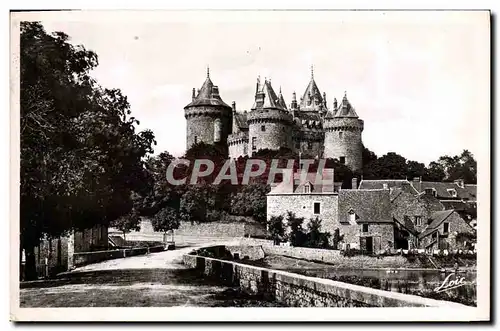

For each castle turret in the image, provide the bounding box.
[184,67,232,149]
[323,92,364,172]
[247,78,293,154]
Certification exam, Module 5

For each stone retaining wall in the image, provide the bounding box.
[183,254,466,308]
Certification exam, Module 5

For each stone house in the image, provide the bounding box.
[390,186,445,249]
[418,210,476,251]
[266,169,339,236]
[337,189,393,253]
[30,224,108,278]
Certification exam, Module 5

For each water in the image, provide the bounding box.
[287,267,477,306]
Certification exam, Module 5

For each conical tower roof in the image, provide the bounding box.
[185,68,231,109]
[252,78,287,111]
[299,66,327,112]
[278,87,288,110]
[334,92,358,117]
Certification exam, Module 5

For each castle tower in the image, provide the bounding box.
[247,77,293,154]
[184,67,233,150]
[323,92,364,172]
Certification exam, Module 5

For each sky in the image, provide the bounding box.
[36,10,490,165]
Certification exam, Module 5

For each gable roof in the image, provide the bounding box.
[185,76,232,109]
[418,210,454,239]
[393,216,418,236]
[358,179,419,194]
[418,181,475,200]
[338,189,392,224]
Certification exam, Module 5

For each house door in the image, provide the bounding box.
[365,237,373,254]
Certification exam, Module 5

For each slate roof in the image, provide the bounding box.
[418,181,475,200]
[268,170,336,194]
[252,79,286,111]
[299,78,326,111]
[338,189,392,224]
[333,93,358,118]
[233,111,249,130]
[278,89,288,110]
[418,210,454,239]
[441,200,470,211]
[185,76,232,109]
[358,179,419,194]
[418,193,446,212]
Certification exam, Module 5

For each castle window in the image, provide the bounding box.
[295,141,300,149]
[313,202,321,215]
[243,144,248,155]
[252,137,257,150]
[261,125,266,132]
[339,156,346,164]
[339,132,343,139]
[362,224,369,233]
[194,136,198,144]
[307,142,313,150]
[415,216,422,226]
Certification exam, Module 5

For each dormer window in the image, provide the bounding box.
[447,189,457,198]
[383,183,388,190]
[425,188,437,197]
[304,184,311,193]
[349,209,356,224]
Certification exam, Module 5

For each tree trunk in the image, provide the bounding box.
[24,245,37,281]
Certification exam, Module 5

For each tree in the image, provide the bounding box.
[332,228,344,250]
[364,152,407,179]
[230,183,270,224]
[111,210,141,242]
[285,211,306,247]
[423,161,446,182]
[305,217,331,249]
[267,215,285,244]
[406,160,426,180]
[151,206,181,240]
[20,22,155,280]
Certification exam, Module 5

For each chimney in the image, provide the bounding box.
[412,177,421,192]
[351,177,358,190]
[232,101,236,112]
[192,88,196,101]
[454,179,464,188]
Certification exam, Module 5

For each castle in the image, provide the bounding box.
[184,67,364,172]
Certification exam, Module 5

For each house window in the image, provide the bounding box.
[362,224,369,233]
[252,137,257,150]
[313,202,321,215]
[349,209,356,223]
[443,222,449,234]
[261,125,266,132]
[415,216,422,226]
[339,156,346,164]
[339,132,343,139]
[304,184,310,193]
[447,189,457,198]
[194,136,198,144]
[432,232,438,240]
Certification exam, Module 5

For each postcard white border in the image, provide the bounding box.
[8,6,491,323]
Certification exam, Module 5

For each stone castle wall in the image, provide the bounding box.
[248,121,294,153]
[323,118,363,172]
[185,106,232,150]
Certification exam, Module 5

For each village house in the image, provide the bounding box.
[390,185,445,249]
[418,210,475,252]
[27,224,108,278]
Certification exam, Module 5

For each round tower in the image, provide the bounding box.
[323,92,364,172]
[247,77,293,154]
[184,67,232,150]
